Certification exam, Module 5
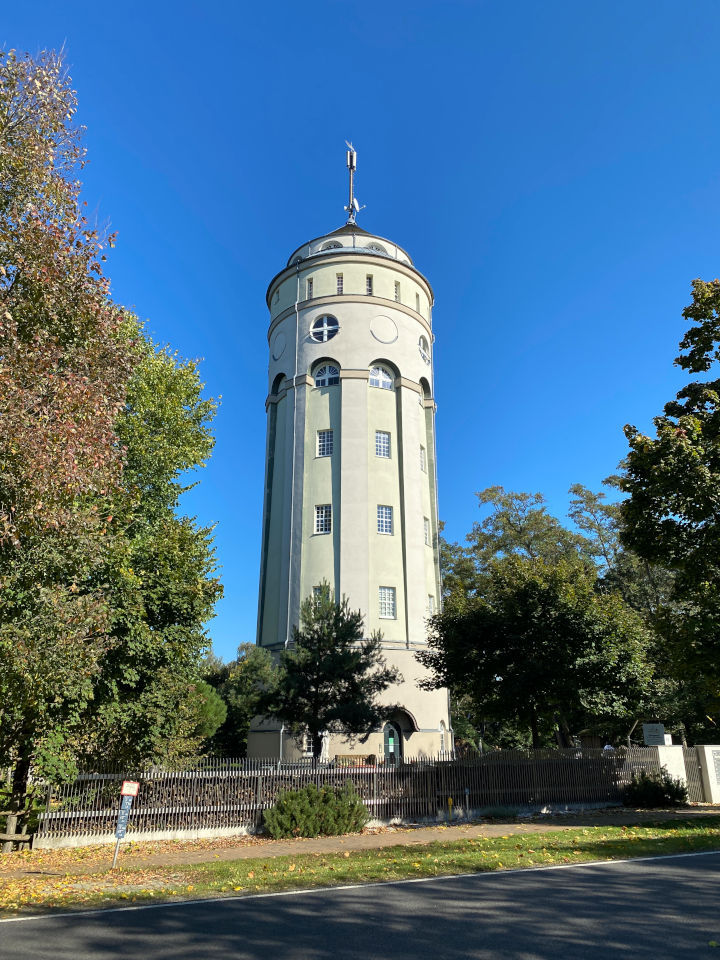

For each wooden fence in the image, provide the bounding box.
[32,748,661,846]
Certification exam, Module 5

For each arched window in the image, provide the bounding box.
[314,365,340,387]
[369,365,394,390]
[439,720,446,755]
[310,315,339,343]
[270,373,286,395]
[367,242,387,254]
[419,335,430,363]
[321,240,342,251]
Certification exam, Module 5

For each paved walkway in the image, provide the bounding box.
[2,806,718,880]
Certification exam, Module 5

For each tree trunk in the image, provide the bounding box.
[529,707,540,749]
[11,752,31,814]
[555,713,574,749]
[311,732,324,764]
[3,751,32,853]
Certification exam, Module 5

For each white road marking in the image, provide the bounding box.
[1,847,718,925]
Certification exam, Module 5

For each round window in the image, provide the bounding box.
[310,316,339,343]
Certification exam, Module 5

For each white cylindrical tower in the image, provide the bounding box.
[249,216,451,761]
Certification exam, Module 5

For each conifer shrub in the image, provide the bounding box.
[623,768,688,808]
[263,782,369,839]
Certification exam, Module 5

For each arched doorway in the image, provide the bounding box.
[383,721,402,765]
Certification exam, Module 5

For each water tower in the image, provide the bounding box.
[248,147,451,761]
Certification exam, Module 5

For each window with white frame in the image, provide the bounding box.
[394,281,401,302]
[314,365,340,387]
[336,273,343,295]
[377,505,393,535]
[317,429,333,457]
[314,504,332,534]
[420,445,427,472]
[366,274,374,296]
[419,335,430,363]
[375,430,391,458]
[379,586,396,619]
[427,595,435,616]
[312,585,323,601]
[369,365,394,390]
[310,315,339,342]
[424,517,431,546]
[306,277,313,299]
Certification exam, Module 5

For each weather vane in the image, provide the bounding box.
[345,141,365,224]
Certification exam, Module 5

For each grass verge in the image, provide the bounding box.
[2,817,719,917]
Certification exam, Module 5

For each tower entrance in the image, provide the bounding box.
[383,721,402,764]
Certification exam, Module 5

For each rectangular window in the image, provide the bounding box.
[379,586,396,619]
[415,292,420,312]
[336,273,343,295]
[306,277,314,299]
[366,274,373,296]
[313,585,323,600]
[424,517,431,546]
[420,445,427,472]
[377,505,393,535]
[317,429,333,457]
[427,595,435,615]
[375,430,391,458]
[394,281,401,302]
[314,504,331,534]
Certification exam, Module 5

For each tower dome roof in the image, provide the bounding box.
[285,224,415,269]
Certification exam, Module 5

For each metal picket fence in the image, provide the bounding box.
[33,748,662,846]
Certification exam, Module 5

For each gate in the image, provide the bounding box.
[682,747,705,802]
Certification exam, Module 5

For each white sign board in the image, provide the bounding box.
[642,723,666,746]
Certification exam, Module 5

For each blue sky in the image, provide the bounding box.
[5,2,719,661]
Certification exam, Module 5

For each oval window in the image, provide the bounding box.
[310,316,339,343]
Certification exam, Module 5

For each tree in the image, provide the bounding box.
[568,483,674,616]
[442,487,592,611]
[0,50,223,821]
[0,50,135,811]
[620,279,720,723]
[259,584,401,760]
[205,643,277,757]
[78,327,223,768]
[418,557,656,747]
[186,680,227,742]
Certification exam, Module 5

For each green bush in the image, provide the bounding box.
[263,782,369,839]
[623,768,688,808]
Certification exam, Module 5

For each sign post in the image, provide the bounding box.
[111,781,139,870]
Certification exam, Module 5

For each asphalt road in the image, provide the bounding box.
[2,851,719,959]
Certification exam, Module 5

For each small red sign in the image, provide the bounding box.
[121,780,140,797]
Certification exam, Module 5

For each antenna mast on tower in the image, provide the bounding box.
[344,141,364,224]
